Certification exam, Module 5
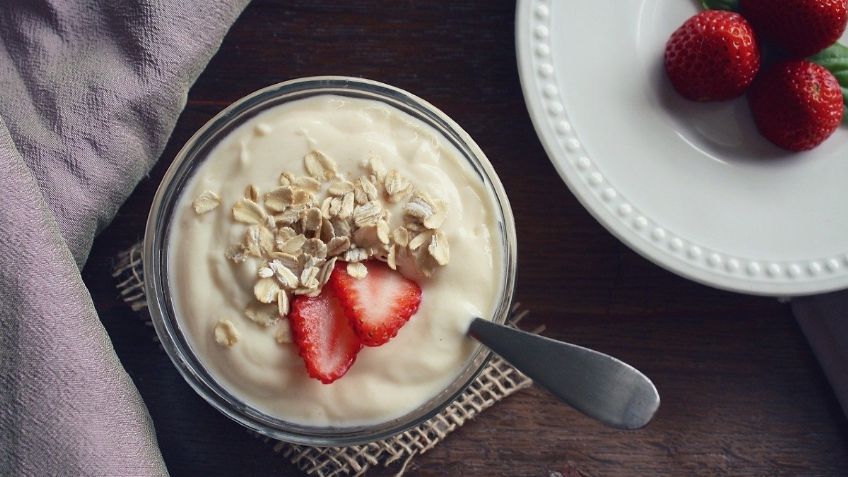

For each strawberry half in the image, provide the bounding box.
[330,260,422,347]
[289,287,363,384]
[748,60,844,151]
[741,0,848,58]
[664,10,761,101]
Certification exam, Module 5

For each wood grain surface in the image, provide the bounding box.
[82,1,848,475]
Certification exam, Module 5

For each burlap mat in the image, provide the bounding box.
[112,242,532,477]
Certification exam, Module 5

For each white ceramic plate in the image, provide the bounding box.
[516,0,848,296]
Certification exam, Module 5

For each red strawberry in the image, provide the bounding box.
[665,10,761,101]
[748,60,844,151]
[741,0,848,58]
[330,260,422,347]
[289,287,362,384]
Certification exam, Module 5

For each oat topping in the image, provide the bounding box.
[275,320,293,343]
[352,224,378,248]
[244,184,260,202]
[275,227,297,247]
[408,230,432,252]
[254,277,281,303]
[244,302,277,327]
[331,217,352,238]
[232,198,266,224]
[243,225,274,257]
[294,176,322,193]
[391,227,410,247]
[300,265,320,289]
[255,123,272,136]
[355,176,379,204]
[319,217,335,242]
[417,250,439,278]
[277,289,290,317]
[257,267,274,279]
[367,156,387,182]
[269,260,299,289]
[404,221,425,233]
[304,150,337,180]
[353,200,382,227]
[279,171,295,186]
[318,257,337,285]
[264,186,293,212]
[428,229,450,266]
[405,191,447,230]
[224,244,247,263]
[301,208,322,233]
[326,236,351,256]
[343,247,369,263]
[269,252,300,272]
[387,243,399,270]
[384,170,412,203]
[302,238,327,259]
[328,179,354,196]
[278,234,307,255]
[346,262,368,279]
[192,190,221,214]
[214,320,240,347]
[376,220,391,244]
[209,148,452,346]
[338,192,355,220]
[275,207,301,226]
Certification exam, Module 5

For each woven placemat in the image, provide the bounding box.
[112,242,532,477]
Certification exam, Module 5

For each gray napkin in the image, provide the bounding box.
[793,293,848,416]
[0,0,248,474]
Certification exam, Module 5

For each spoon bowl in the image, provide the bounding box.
[468,317,660,430]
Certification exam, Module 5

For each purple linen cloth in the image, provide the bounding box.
[0,0,248,475]
[792,293,848,416]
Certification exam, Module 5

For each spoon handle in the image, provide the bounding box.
[468,318,660,430]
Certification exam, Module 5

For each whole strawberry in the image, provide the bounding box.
[741,0,848,58]
[748,60,844,151]
[665,10,760,101]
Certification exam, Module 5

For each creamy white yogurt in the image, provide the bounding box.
[169,95,504,426]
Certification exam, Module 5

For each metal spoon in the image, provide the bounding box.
[468,317,660,430]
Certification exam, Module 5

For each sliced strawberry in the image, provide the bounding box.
[329,260,422,347]
[289,287,362,384]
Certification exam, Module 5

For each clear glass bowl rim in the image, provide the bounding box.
[143,76,518,446]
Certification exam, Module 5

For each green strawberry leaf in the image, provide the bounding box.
[809,43,848,124]
[700,0,739,10]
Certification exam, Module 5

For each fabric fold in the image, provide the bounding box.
[792,292,848,417]
[0,0,249,474]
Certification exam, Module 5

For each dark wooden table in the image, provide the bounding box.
[82,1,848,475]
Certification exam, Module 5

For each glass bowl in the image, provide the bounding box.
[143,76,517,446]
